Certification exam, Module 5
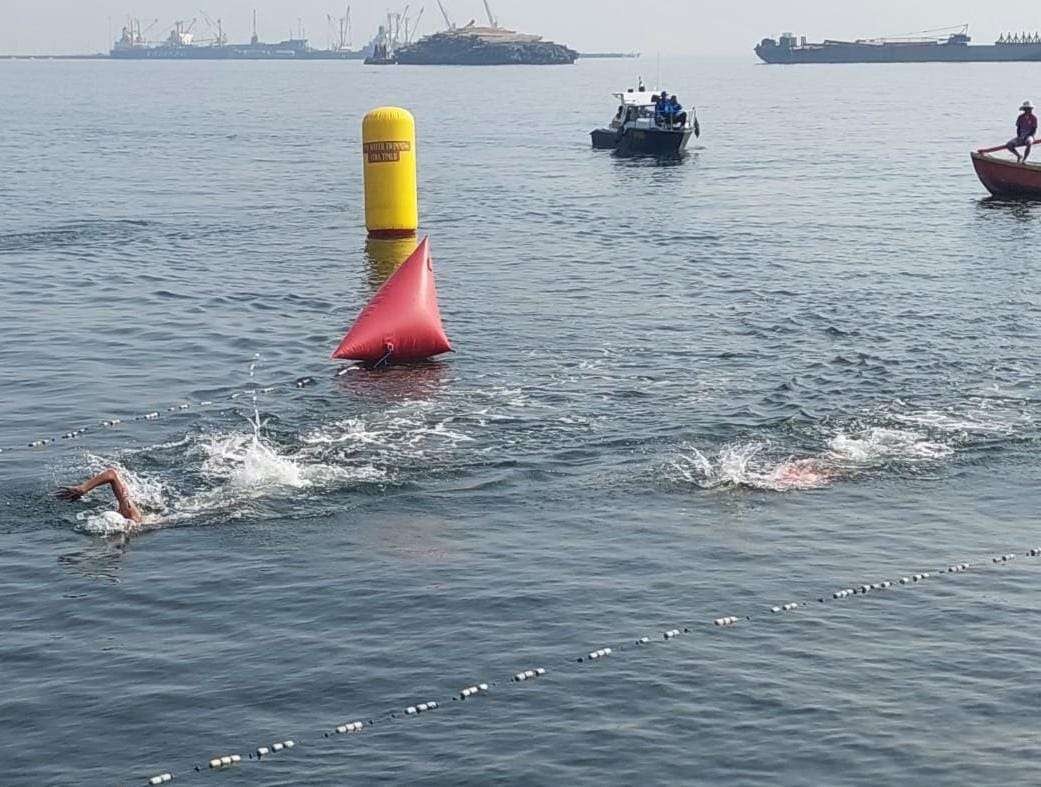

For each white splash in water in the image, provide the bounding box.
[76,509,139,536]
[826,427,952,463]
[889,404,1031,437]
[198,432,311,489]
[670,442,833,492]
[197,366,313,489]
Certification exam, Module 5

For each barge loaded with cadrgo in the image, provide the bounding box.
[394,23,576,65]
[756,26,1041,64]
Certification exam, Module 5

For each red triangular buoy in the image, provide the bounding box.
[332,236,452,364]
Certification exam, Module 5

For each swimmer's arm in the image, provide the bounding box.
[57,468,143,523]
[57,468,120,500]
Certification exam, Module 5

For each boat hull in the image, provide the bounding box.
[590,127,691,156]
[971,152,1041,198]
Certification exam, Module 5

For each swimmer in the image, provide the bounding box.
[56,468,143,525]
[771,458,834,490]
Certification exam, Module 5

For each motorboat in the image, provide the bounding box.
[591,82,700,156]
[971,149,1041,197]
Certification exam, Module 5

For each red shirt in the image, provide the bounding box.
[1017,111,1037,137]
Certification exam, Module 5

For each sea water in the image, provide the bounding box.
[1,57,1040,784]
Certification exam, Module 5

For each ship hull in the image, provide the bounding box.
[756,41,1041,64]
[971,152,1041,198]
[395,49,576,65]
[110,47,364,60]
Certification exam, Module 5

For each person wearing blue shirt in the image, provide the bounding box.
[655,91,673,127]
[668,94,687,127]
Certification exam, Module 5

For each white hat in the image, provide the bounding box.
[1022,100,1035,110]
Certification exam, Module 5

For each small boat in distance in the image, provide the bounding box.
[590,83,700,156]
[971,150,1041,198]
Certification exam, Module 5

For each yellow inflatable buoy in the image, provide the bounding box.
[362,107,418,238]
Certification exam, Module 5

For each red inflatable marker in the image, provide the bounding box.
[332,236,452,364]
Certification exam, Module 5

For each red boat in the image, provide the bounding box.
[971,150,1041,197]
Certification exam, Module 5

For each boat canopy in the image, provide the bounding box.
[613,90,661,107]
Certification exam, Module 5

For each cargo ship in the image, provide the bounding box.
[109,13,366,60]
[755,26,1041,64]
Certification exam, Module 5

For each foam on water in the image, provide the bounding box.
[669,443,834,492]
[71,409,385,534]
[76,509,141,536]
[826,427,953,463]
[197,432,311,489]
[663,396,1039,494]
[887,400,1034,437]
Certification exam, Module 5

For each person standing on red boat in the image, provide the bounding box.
[1006,100,1037,163]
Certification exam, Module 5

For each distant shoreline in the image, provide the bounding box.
[0,54,109,60]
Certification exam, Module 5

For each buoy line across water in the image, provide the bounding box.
[135,545,1041,785]
[0,365,331,457]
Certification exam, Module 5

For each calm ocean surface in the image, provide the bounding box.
[2,56,1040,785]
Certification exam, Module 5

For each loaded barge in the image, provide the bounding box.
[393,24,576,65]
[756,26,1041,64]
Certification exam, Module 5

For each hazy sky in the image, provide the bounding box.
[1,1,1033,56]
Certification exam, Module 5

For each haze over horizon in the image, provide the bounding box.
[0,1,1035,56]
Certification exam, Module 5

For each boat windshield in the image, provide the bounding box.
[613,90,659,108]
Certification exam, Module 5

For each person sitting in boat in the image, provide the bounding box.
[649,91,666,125]
[610,104,624,130]
[667,94,688,128]
[1007,100,1037,163]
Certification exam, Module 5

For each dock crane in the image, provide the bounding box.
[409,6,424,41]
[139,17,160,42]
[326,2,351,49]
[436,0,455,30]
[198,10,226,45]
[397,4,410,44]
[482,0,498,28]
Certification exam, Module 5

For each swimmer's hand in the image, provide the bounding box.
[55,485,86,502]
